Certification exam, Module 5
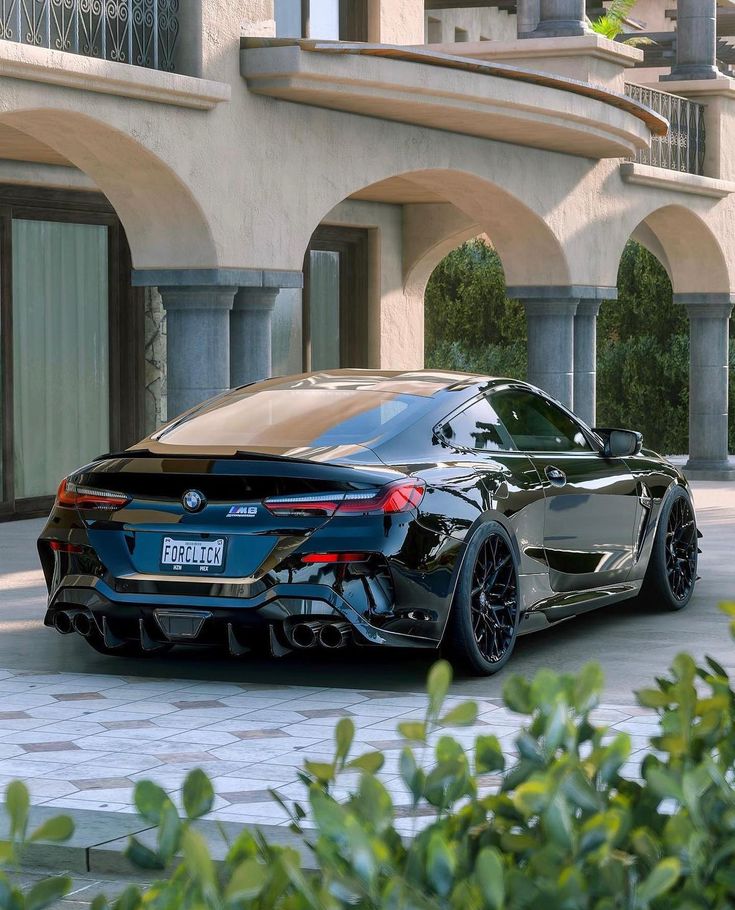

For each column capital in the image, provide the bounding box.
[522,299,579,318]
[234,286,280,313]
[576,298,603,317]
[132,268,303,289]
[507,284,616,301]
[674,292,735,319]
[158,285,237,312]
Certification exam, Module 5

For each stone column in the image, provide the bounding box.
[517,0,540,37]
[521,298,579,409]
[662,0,718,82]
[528,0,586,38]
[230,287,280,388]
[573,298,602,427]
[158,286,237,419]
[677,295,733,471]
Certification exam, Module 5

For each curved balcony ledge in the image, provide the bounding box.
[241,39,666,160]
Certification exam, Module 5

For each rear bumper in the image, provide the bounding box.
[44,575,439,650]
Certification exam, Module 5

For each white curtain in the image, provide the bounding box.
[12,219,109,499]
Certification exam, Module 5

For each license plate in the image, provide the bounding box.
[160,537,226,574]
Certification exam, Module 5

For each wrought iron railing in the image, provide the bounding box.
[0,0,179,72]
[625,83,705,176]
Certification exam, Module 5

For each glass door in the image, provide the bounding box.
[303,226,369,371]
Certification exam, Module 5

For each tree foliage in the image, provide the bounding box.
[425,238,735,455]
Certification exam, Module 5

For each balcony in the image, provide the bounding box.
[624,84,705,176]
[0,0,179,72]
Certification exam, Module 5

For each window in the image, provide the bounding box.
[275,0,368,40]
[454,27,469,42]
[427,17,442,43]
[443,397,511,452]
[154,390,424,448]
[491,389,592,453]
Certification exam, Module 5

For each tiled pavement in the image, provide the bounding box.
[0,666,656,834]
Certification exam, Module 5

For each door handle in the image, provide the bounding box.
[545,465,567,487]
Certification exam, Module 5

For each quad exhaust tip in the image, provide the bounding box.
[72,613,93,638]
[290,621,352,650]
[319,622,351,650]
[52,611,74,635]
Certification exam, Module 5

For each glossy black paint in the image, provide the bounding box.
[38,370,693,660]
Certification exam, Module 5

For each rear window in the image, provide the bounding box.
[153,390,426,448]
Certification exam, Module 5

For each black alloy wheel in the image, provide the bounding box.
[664,494,697,602]
[445,521,520,676]
[641,485,698,612]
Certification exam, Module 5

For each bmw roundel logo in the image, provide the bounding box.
[182,490,206,513]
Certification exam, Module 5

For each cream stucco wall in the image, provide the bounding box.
[0,0,733,365]
[424,7,516,45]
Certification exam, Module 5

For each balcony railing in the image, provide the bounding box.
[0,0,179,72]
[625,83,705,176]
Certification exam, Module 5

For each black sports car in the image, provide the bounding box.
[39,370,699,676]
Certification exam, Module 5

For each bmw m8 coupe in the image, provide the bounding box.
[39,370,699,676]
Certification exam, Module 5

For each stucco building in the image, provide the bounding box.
[0,0,732,517]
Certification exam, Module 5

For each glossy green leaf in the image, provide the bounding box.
[636,857,681,905]
[440,701,478,727]
[475,846,504,910]
[29,815,74,844]
[502,676,532,715]
[5,781,29,840]
[335,717,355,765]
[426,833,455,898]
[427,661,453,719]
[304,761,335,783]
[125,836,165,871]
[156,801,181,863]
[225,857,268,902]
[182,769,214,820]
[133,780,170,825]
[475,735,505,774]
[25,876,72,910]
[398,721,426,743]
[347,751,384,774]
[182,827,216,889]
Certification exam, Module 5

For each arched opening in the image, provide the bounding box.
[597,206,733,468]
[0,111,218,517]
[423,237,526,382]
[287,169,568,379]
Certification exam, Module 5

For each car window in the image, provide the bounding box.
[153,390,427,448]
[491,389,592,453]
[443,397,513,452]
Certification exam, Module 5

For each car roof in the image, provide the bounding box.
[237,369,509,399]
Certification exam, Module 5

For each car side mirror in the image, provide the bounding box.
[595,428,643,458]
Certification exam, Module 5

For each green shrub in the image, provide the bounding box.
[4,606,735,908]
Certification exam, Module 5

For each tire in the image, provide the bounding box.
[444,521,521,676]
[640,485,698,612]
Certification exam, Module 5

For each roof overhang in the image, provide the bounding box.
[241,39,666,160]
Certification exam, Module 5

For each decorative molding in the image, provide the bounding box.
[620,162,735,198]
[0,39,230,109]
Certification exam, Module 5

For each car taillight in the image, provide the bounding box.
[56,479,130,511]
[49,540,84,554]
[301,552,370,564]
[264,479,425,518]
